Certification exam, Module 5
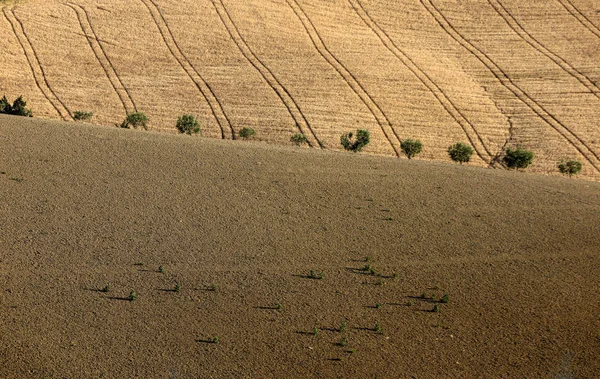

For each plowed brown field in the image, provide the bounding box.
[2,0,600,178]
[1,115,600,377]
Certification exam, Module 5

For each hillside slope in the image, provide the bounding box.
[1,115,599,377]
[1,0,600,179]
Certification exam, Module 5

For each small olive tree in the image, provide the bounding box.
[0,95,33,117]
[239,127,256,139]
[448,142,474,164]
[503,147,533,170]
[341,129,370,152]
[176,114,200,135]
[290,133,308,146]
[558,160,582,177]
[119,112,148,130]
[400,139,422,159]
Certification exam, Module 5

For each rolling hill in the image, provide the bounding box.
[1,0,600,179]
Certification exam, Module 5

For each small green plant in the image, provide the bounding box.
[432,305,440,313]
[212,337,219,344]
[421,292,428,299]
[558,160,582,177]
[119,112,148,130]
[376,279,384,286]
[339,337,348,347]
[348,348,356,354]
[362,264,372,272]
[400,139,423,159]
[101,284,110,293]
[309,270,324,280]
[174,282,181,293]
[176,114,200,135]
[448,142,474,164]
[128,290,137,301]
[290,133,308,146]
[158,265,164,273]
[312,327,319,336]
[375,303,382,309]
[0,95,33,117]
[239,127,256,139]
[275,303,283,310]
[393,273,398,279]
[374,322,382,333]
[441,294,449,304]
[407,300,414,306]
[341,129,370,152]
[503,146,533,170]
[210,283,217,291]
[73,111,93,121]
[339,321,347,333]
[364,256,371,262]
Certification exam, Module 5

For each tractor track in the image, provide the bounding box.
[211,0,322,148]
[420,0,600,172]
[556,0,600,39]
[67,2,137,114]
[349,0,493,163]
[140,0,234,139]
[3,7,72,121]
[288,0,400,156]
[489,0,600,100]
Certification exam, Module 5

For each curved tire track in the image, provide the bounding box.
[420,0,600,172]
[3,7,72,121]
[349,0,493,163]
[489,0,600,99]
[140,0,234,139]
[556,0,600,39]
[211,0,322,148]
[288,0,400,157]
[67,2,137,114]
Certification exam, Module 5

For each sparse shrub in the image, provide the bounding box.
[432,304,440,313]
[448,142,474,164]
[101,284,110,293]
[339,337,348,347]
[158,265,164,273]
[503,146,533,170]
[400,139,422,159]
[174,282,181,293]
[210,283,217,291]
[0,95,33,117]
[339,321,347,333]
[309,270,324,280]
[558,160,582,177]
[376,279,384,286]
[120,112,148,130]
[441,294,449,304]
[374,322,382,333]
[128,290,137,301]
[375,303,382,309]
[176,114,200,135]
[73,111,93,121]
[275,303,283,310]
[290,133,307,146]
[212,337,219,344]
[341,129,370,152]
[239,127,256,139]
[312,327,319,336]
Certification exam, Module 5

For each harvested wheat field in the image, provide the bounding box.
[1,115,600,378]
[1,0,600,178]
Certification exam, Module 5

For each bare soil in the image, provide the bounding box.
[1,115,599,378]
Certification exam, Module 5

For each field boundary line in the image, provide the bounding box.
[140,0,234,139]
[556,0,600,39]
[67,2,137,113]
[489,0,600,99]
[211,0,323,148]
[420,0,600,172]
[3,7,72,120]
[289,0,400,157]
[349,0,493,163]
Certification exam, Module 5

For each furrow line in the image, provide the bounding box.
[211,0,323,148]
[349,0,493,163]
[288,0,400,156]
[556,0,600,39]
[68,3,137,113]
[489,0,600,99]
[140,0,234,139]
[65,3,128,115]
[421,0,600,172]
[3,7,71,120]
